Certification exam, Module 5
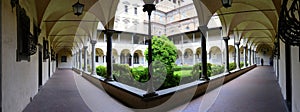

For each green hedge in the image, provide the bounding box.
[173,66,193,71]
[131,66,148,82]
[229,62,237,71]
[191,63,212,79]
[96,63,232,90]
[96,65,107,78]
[211,65,224,75]
[112,64,134,86]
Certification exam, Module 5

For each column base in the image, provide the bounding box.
[90,72,97,76]
[104,77,114,81]
[200,77,210,81]
[143,92,158,97]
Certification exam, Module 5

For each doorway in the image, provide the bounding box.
[38,45,43,88]
[285,44,292,111]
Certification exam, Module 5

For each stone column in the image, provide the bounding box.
[79,49,82,70]
[235,43,241,69]
[199,26,209,80]
[131,54,134,66]
[118,55,121,64]
[192,33,195,42]
[193,53,196,65]
[244,46,247,67]
[83,46,88,72]
[105,30,115,81]
[143,4,157,96]
[223,36,230,73]
[254,50,257,64]
[103,55,106,64]
[143,36,146,44]
[251,50,254,65]
[248,48,251,65]
[118,33,121,43]
[75,52,78,69]
[181,54,184,65]
[73,54,75,68]
[90,40,97,75]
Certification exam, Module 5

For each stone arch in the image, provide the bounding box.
[239,46,245,62]
[112,49,118,63]
[228,45,235,63]
[133,50,144,65]
[95,48,105,65]
[176,50,183,65]
[120,49,131,65]
[195,47,202,63]
[184,48,194,65]
[209,46,222,65]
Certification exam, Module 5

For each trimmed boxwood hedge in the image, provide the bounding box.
[96,62,240,90]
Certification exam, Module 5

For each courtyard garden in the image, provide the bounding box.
[95,35,247,90]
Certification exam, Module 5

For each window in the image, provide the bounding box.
[103,56,105,63]
[125,5,128,13]
[134,7,137,15]
[173,0,176,3]
[95,56,99,62]
[61,56,67,62]
[186,26,190,30]
[160,16,164,22]
[134,53,139,64]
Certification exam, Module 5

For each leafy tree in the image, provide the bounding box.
[144,35,178,89]
[144,35,177,67]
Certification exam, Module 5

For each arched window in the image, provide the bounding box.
[125,5,128,13]
[134,53,139,64]
[134,7,137,15]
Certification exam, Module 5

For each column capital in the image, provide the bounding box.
[83,46,88,49]
[198,25,208,34]
[223,36,230,40]
[103,29,115,35]
[143,4,156,16]
[90,40,97,45]
[234,42,240,46]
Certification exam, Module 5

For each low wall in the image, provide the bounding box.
[79,65,257,110]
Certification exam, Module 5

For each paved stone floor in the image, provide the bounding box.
[23,70,92,112]
[170,66,287,112]
[23,66,287,112]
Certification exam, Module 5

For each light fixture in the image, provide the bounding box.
[72,0,84,16]
[222,0,232,8]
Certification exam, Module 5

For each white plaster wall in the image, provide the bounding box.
[42,60,49,85]
[57,51,73,69]
[291,46,300,112]
[2,1,39,111]
[51,60,57,76]
[278,40,286,99]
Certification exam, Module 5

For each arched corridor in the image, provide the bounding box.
[1,0,299,111]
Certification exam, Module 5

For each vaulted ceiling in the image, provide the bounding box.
[20,0,282,53]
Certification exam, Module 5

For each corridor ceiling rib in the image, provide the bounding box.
[200,0,281,48]
[32,0,120,53]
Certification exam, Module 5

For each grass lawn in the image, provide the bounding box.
[174,70,193,77]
